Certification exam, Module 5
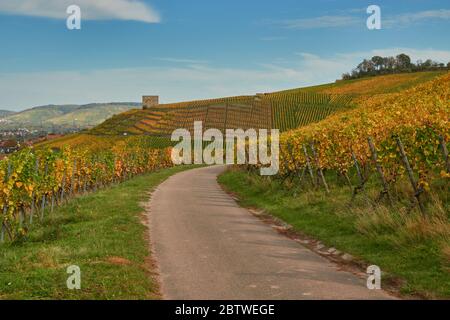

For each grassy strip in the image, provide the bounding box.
[0,165,197,300]
[218,167,450,299]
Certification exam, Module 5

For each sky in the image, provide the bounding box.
[0,0,449,111]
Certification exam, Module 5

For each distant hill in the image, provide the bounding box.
[0,110,16,117]
[1,103,140,129]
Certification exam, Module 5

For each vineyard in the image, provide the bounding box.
[1,71,448,243]
[268,73,450,212]
[89,92,354,138]
[84,72,444,139]
[218,72,450,298]
[288,71,446,96]
[267,92,354,132]
[0,141,173,241]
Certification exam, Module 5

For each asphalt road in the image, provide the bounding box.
[148,165,394,300]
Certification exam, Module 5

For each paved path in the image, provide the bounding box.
[148,165,394,300]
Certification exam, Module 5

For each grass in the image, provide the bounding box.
[218,167,450,299]
[0,165,197,300]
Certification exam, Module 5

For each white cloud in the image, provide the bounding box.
[0,0,160,23]
[278,15,360,29]
[384,9,450,27]
[273,8,450,30]
[1,48,449,111]
[154,58,209,65]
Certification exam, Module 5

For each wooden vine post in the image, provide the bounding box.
[395,136,425,214]
[351,151,369,204]
[60,169,67,204]
[439,135,450,173]
[367,137,392,205]
[310,141,330,193]
[69,160,77,196]
[302,144,316,187]
[40,161,49,220]
[19,207,25,229]
[285,142,301,183]
[30,159,39,224]
[1,161,12,242]
[51,192,55,214]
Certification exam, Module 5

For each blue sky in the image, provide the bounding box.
[0,0,449,111]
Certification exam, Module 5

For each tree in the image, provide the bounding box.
[342,72,352,80]
[371,56,384,70]
[422,59,433,68]
[357,59,375,73]
[341,54,448,81]
[396,54,412,70]
[384,56,396,70]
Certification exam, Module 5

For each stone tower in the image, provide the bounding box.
[142,96,159,109]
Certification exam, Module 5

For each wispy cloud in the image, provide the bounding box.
[154,58,209,65]
[384,9,450,27]
[278,15,360,29]
[272,8,450,30]
[0,0,160,23]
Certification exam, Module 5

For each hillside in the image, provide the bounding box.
[4,105,80,124]
[90,92,356,137]
[0,110,15,117]
[1,103,140,130]
[275,70,446,96]
[90,71,445,136]
[278,72,450,174]
[40,71,447,149]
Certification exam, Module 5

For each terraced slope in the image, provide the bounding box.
[90,95,273,136]
[90,92,352,136]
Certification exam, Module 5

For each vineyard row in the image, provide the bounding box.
[0,146,173,242]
